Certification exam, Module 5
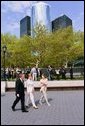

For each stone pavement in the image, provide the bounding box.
[1,90,84,125]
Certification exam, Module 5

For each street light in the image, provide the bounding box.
[2,45,7,81]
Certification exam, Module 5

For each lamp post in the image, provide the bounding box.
[2,45,7,81]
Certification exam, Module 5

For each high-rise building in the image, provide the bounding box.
[52,15,72,32]
[31,2,51,37]
[20,16,31,37]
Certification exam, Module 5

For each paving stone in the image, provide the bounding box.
[1,90,84,125]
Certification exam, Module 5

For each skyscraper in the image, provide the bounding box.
[31,2,51,37]
[20,16,31,37]
[52,15,72,32]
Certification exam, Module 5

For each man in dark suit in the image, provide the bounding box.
[12,72,28,112]
[70,66,73,79]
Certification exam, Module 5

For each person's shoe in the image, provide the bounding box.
[47,103,51,106]
[25,105,29,109]
[11,106,15,111]
[33,106,38,109]
[22,109,28,112]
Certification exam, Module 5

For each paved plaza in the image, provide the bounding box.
[1,90,84,125]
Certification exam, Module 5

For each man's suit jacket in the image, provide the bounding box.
[15,78,25,97]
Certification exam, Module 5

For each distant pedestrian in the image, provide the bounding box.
[16,66,21,74]
[70,66,73,79]
[31,65,37,81]
[5,67,9,80]
[48,65,52,80]
[11,67,15,79]
[60,66,66,79]
[55,68,60,80]
[36,67,39,81]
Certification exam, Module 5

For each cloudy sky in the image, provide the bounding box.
[1,1,84,38]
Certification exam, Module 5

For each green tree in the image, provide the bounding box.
[1,27,84,68]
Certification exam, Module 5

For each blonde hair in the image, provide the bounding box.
[42,74,47,78]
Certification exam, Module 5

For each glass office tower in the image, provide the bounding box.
[52,15,72,32]
[31,2,51,37]
[20,16,31,37]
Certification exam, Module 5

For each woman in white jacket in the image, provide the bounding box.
[25,74,38,109]
[39,74,50,106]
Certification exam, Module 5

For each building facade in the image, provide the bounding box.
[31,2,51,37]
[20,16,31,37]
[52,15,72,32]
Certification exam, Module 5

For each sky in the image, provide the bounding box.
[1,1,84,38]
